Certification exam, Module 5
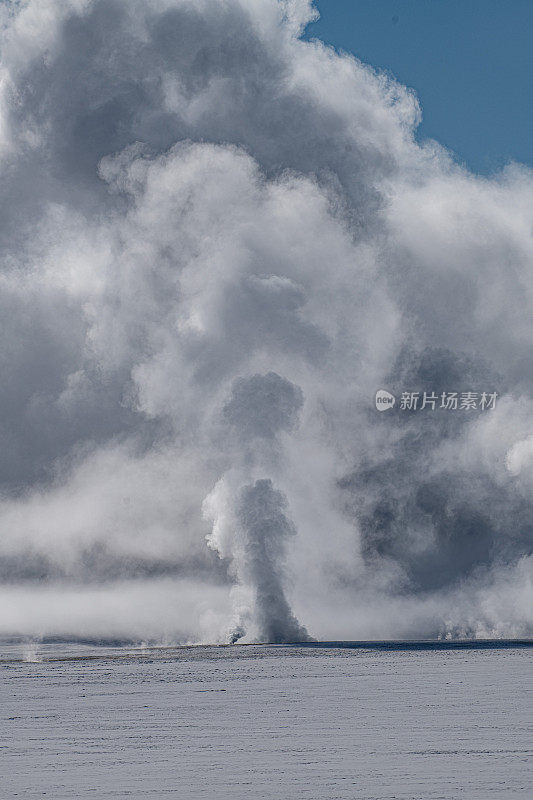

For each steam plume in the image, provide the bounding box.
[0,0,531,642]
[206,477,311,643]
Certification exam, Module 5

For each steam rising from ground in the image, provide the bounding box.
[0,0,532,642]
[206,477,311,643]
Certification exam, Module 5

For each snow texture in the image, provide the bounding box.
[1,642,531,799]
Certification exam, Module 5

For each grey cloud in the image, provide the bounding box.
[223,372,303,441]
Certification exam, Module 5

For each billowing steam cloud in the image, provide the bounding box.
[205,476,311,644]
[204,371,310,642]
[0,0,532,643]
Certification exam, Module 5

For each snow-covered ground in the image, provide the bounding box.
[1,642,531,799]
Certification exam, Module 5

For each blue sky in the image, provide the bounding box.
[306,0,533,174]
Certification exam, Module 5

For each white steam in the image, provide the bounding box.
[0,0,532,642]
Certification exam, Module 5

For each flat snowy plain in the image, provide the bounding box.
[1,641,531,799]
